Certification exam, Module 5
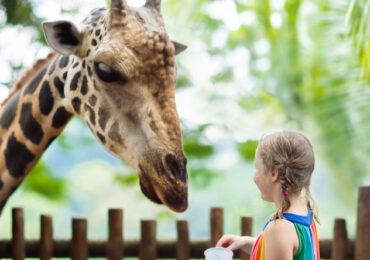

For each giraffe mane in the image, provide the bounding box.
[1,51,57,107]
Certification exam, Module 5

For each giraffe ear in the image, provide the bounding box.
[172,41,187,55]
[43,21,83,56]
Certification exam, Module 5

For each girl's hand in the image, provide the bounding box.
[215,234,246,250]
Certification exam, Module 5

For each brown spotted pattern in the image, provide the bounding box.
[0,0,188,214]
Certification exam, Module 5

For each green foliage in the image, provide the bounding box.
[176,74,192,88]
[189,167,222,189]
[23,161,66,200]
[238,140,259,162]
[183,124,214,159]
[210,67,234,83]
[346,0,370,82]
[1,0,39,26]
[114,172,139,186]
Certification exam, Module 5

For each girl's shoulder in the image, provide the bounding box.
[264,218,299,255]
[265,218,296,236]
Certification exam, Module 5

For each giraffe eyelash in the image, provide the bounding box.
[94,62,127,84]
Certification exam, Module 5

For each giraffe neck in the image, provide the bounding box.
[0,54,74,211]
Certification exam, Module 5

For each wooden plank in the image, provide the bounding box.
[71,218,87,260]
[240,217,253,260]
[107,209,123,260]
[176,220,190,260]
[0,237,356,258]
[12,208,25,260]
[40,215,53,260]
[139,220,156,260]
[210,207,223,247]
[332,218,348,260]
[355,186,370,260]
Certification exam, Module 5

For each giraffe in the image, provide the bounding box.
[0,0,189,214]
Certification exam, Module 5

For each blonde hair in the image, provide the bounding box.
[257,131,319,223]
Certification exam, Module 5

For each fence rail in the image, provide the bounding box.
[0,186,369,260]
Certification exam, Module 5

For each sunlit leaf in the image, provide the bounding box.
[23,161,66,200]
[238,140,259,162]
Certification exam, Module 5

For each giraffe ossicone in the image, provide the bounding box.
[0,0,189,213]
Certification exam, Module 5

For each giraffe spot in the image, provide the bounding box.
[63,72,68,80]
[92,39,97,46]
[126,112,139,126]
[72,62,79,69]
[95,29,101,36]
[149,119,159,132]
[39,81,54,116]
[88,95,97,107]
[52,107,72,128]
[70,72,81,91]
[54,76,65,98]
[20,103,44,145]
[98,107,109,131]
[86,49,91,57]
[0,91,20,129]
[48,59,57,75]
[59,56,69,68]
[82,60,86,68]
[97,132,106,144]
[108,122,122,143]
[71,97,81,114]
[87,65,92,77]
[81,76,88,95]
[85,104,96,126]
[4,133,35,178]
[24,67,47,95]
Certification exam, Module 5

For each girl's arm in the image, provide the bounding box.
[264,220,298,260]
[216,235,257,254]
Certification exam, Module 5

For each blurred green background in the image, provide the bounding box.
[0,0,369,247]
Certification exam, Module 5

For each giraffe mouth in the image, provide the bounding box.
[138,163,188,212]
[139,173,162,204]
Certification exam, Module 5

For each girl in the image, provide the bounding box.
[216,131,320,260]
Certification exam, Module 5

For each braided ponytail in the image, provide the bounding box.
[258,131,319,222]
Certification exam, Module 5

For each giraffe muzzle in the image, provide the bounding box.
[138,153,188,212]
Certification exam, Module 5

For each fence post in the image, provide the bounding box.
[139,220,156,260]
[71,218,87,260]
[177,220,189,260]
[355,186,370,260]
[12,208,25,260]
[40,215,53,260]
[107,209,123,260]
[240,217,253,260]
[210,207,223,247]
[332,218,347,260]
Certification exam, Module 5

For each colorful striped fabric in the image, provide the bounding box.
[250,210,320,260]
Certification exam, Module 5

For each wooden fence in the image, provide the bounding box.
[0,186,369,259]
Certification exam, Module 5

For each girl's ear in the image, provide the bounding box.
[43,21,83,56]
[271,166,280,183]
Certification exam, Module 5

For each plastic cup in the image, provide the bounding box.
[204,247,233,260]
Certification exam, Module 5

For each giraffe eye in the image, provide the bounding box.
[94,62,125,83]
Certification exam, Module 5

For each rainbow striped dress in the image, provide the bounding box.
[250,210,320,260]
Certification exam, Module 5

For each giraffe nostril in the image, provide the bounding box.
[165,154,187,183]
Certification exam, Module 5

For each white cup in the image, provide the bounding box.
[204,247,233,260]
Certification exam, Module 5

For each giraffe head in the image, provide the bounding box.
[42,0,188,212]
